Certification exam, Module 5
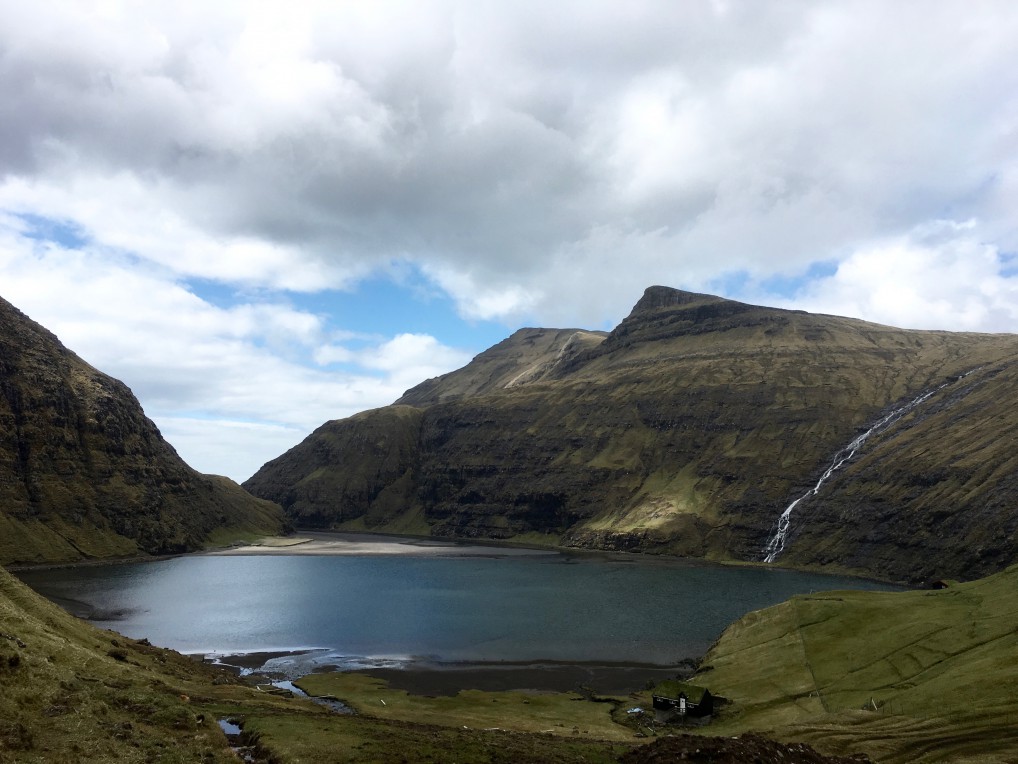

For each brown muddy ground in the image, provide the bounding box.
[350,662,688,696]
[621,733,872,763]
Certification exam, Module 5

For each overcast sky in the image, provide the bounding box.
[2,1,1017,481]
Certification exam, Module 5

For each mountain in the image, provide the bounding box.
[244,286,1018,583]
[0,296,283,566]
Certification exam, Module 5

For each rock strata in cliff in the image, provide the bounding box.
[245,285,1018,582]
[0,295,282,565]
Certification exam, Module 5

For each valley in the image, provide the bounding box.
[3,286,1018,761]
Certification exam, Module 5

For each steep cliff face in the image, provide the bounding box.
[244,405,425,530]
[776,360,1018,582]
[244,286,1018,582]
[0,296,283,565]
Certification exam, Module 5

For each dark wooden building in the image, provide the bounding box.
[652,680,713,724]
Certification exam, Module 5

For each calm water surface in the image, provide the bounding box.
[18,541,896,670]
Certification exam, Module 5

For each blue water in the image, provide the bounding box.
[18,542,896,668]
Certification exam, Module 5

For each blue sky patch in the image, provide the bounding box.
[759,261,838,298]
[16,213,90,249]
[187,271,511,356]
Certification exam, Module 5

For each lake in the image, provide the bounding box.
[17,535,896,685]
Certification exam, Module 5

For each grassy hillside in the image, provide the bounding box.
[696,564,1018,762]
[0,563,266,762]
[245,286,1018,583]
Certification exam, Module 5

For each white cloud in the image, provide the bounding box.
[357,333,472,393]
[2,2,1016,322]
[3,1,1018,477]
[153,417,308,482]
[0,175,362,291]
[0,218,469,480]
[780,221,1018,332]
[422,265,539,321]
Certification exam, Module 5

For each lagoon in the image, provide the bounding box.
[17,535,896,686]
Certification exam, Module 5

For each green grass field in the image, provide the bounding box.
[295,673,637,741]
[696,564,1018,762]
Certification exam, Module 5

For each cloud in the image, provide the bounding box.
[3,2,1017,323]
[153,417,308,483]
[0,216,470,480]
[780,221,1018,333]
[3,1,1018,475]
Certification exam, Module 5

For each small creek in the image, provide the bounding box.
[217,719,255,762]
[267,679,354,714]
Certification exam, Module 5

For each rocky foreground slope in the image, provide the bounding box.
[0,296,282,566]
[245,286,1018,583]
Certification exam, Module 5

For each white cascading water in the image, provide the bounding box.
[761,370,979,563]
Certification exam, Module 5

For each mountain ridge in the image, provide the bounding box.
[244,286,1018,583]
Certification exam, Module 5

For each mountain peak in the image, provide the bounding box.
[628,286,730,316]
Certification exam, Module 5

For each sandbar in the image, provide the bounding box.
[211,531,559,558]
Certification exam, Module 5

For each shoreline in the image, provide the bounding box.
[207,648,694,696]
[13,534,901,697]
[210,531,909,586]
[4,529,911,587]
[4,552,183,573]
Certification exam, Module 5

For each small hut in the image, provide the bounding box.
[652,680,713,724]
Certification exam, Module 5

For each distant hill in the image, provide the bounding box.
[0,295,283,565]
[244,286,1018,583]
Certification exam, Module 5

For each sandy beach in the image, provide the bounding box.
[211,531,560,558]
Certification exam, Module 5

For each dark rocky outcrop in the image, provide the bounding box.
[245,286,1018,583]
[620,733,872,763]
[0,296,283,565]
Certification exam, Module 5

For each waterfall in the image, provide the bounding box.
[761,370,979,563]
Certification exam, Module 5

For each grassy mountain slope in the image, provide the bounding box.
[696,564,1018,763]
[245,287,1018,582]
[0,563,261,762]
[398,327,608,406]
[0,296,283,565]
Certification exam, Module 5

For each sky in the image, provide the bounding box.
[2,1,1017,482]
